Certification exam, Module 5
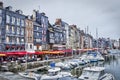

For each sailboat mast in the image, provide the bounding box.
[96,28,98,51]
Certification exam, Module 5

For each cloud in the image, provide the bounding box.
[2,0,120,39]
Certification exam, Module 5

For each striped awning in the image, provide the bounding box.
[35,51,44,55]
[43,50,64,54]
[0,53,6,56]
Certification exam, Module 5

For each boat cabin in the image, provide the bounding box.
[79,66,105,80]
[48,67,61,76]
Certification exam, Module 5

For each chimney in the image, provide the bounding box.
[0,2,3,8]
[55,18,61,25]
[5,6,12,11]
[26,15,31,20]
[41,12,45,16]
[15,10,23,14]
[32,10,37,21]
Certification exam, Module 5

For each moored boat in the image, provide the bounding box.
[78,66,115,80]
[40,67,72,80]
[19,71,41,80]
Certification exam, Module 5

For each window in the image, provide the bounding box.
[17,18,20,26]
[6,37,9,43]
[37,32,39,36]
[17,37,19,43]
[60,33,62,37]
[31,30,33,35]
[12,37,16,43]
[21,38,24,43]
[43,24,46,28]
[0,9,2,14]
[29,37,32,41]
[0,38,1,43]
[30,44,32,49]
[50,33,54,38]
[21,19,24,26]
[0,16,2,24]
[41,24,44,27]
[28,30,32,36]
[6,25,10,32]
[37,27,39,30]
[21,28,24,35]
[6,15,10,23]
[11,17,15,24]
[39,27,42,32]
[42,17,45,23]
[43,30,46,34]
[55,33,59,37]
[12,26,15,33]
[36,38,41,42]
[17,27,20,34]
[26,22,28,26]
[44,37,46,42]
[50,39,54,43]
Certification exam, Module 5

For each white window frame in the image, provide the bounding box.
[6,15,10,23]
[0,16,2,24]
[21,28,24,35]
[6,36,9,43]
[21,19,24,26]
[0,9,2,14]
[11,17,15,24]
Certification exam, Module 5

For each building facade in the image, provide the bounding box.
[79,30,85,49]
[69,25,79,49]
[0,4,26,52]
[47,22,55,50]
[0,2,4,51]
[64,22,70,49]
[32,10,49,51]
[33,21,42,51]
[53,19,66,50]
[25,17,34,52]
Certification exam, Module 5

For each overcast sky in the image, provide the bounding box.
[1,0,120,40]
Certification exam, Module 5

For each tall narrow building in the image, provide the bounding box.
[32,10,49,51]
[53,19,66,50]
[0,3,26,52]
[25,16,34,53]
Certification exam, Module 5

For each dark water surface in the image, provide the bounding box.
[102,54,120,80]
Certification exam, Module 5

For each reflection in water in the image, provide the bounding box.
[102,54,120,80]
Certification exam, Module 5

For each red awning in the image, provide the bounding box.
[64,49,72,52]
[5,51,36,56]
[35,51,44,55]
[6,52,17,55]
[0,52,6,56]
[6,51,26,56]
[17,51,26,55]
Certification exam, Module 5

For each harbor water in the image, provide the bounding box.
[103,54,120,80]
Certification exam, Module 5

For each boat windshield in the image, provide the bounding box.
[48,71,58,76]
[82,70,100,77]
